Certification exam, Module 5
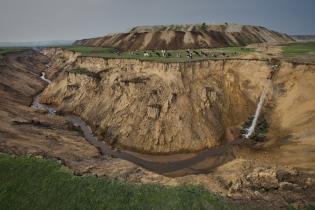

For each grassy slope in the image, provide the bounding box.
[0,153,249,210]
[60,46,254,63]
[0,48,28,58]
[282,42,315,63]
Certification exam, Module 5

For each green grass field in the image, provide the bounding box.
[0,153,250,210]
[0,47,28,58]
[60,45,254,63]
[282,42,315,63]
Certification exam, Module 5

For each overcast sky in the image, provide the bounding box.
[0,0,314,42]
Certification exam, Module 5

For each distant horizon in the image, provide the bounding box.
[1,0,314,43]
[1,22,314,45]
[0,40,74,47]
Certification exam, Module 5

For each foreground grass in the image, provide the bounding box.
[60,45,254,63]
[282,42,315,63]
[0,153,247,210]
[0,47,28,58]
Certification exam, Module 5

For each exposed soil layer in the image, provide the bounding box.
[41,51,272,154]
[0,50,180,183]
[0,49,314,209]
[74,24,294,51]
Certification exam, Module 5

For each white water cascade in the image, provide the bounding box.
[40,72,51,84]
[243,81,270,139]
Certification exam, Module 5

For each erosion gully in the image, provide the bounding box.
[32,72,243,177]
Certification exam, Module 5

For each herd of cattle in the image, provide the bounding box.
[121,49,239,59]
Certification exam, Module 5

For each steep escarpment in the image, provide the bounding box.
[41,48,80,79]
[1,49,315,209]
[267,62,315,169]
[41,53,273,153]
[0,50,176,185]
[0,50,99,161]
[74,24,294,51]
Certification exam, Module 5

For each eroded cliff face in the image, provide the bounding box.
[0,50,175,188]
[41,51,272,153]
[41,48,80,79]
[267,62,315,169]
[2,49,314,208]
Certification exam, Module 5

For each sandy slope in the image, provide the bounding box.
[41,56,271,153]
[74,24,294,51]
[0,49,314,209]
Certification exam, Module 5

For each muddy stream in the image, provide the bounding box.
[32,72,240,177]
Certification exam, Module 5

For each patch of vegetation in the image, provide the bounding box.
[0,153,249,210]
[196,23,208,31]
[282,42,315,63]
[212,46,254,53]
[240,116,254,135]
[68,68,100,79]
[59,46,255,63]
[240,117,269,141]
[62,46,117,55]
[0,47,28,58]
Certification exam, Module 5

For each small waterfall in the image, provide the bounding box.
[243,83,269,139]
[40,72,51,84]
[243,63,278,139]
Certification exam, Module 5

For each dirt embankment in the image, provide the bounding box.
[0,50,97,160]
[0,50,172,184]
[40,49,315,166]
[267,62,315,169]
[1,49,315,209]
[40,56,272,154]
[74,24,294,51]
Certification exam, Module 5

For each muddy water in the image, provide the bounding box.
[32,95,56,115]
[66,115,239,176]
[32,72,239,177]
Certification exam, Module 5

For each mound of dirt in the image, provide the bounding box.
[74,24,294,51]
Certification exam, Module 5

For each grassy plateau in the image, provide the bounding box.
[0,47,28,58]
[282,42,315,63]
[60,45,254,63]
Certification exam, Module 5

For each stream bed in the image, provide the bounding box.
[32,72,238,177]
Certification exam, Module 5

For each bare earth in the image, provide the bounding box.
[74,24,294,51]
[0,49,314,209]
